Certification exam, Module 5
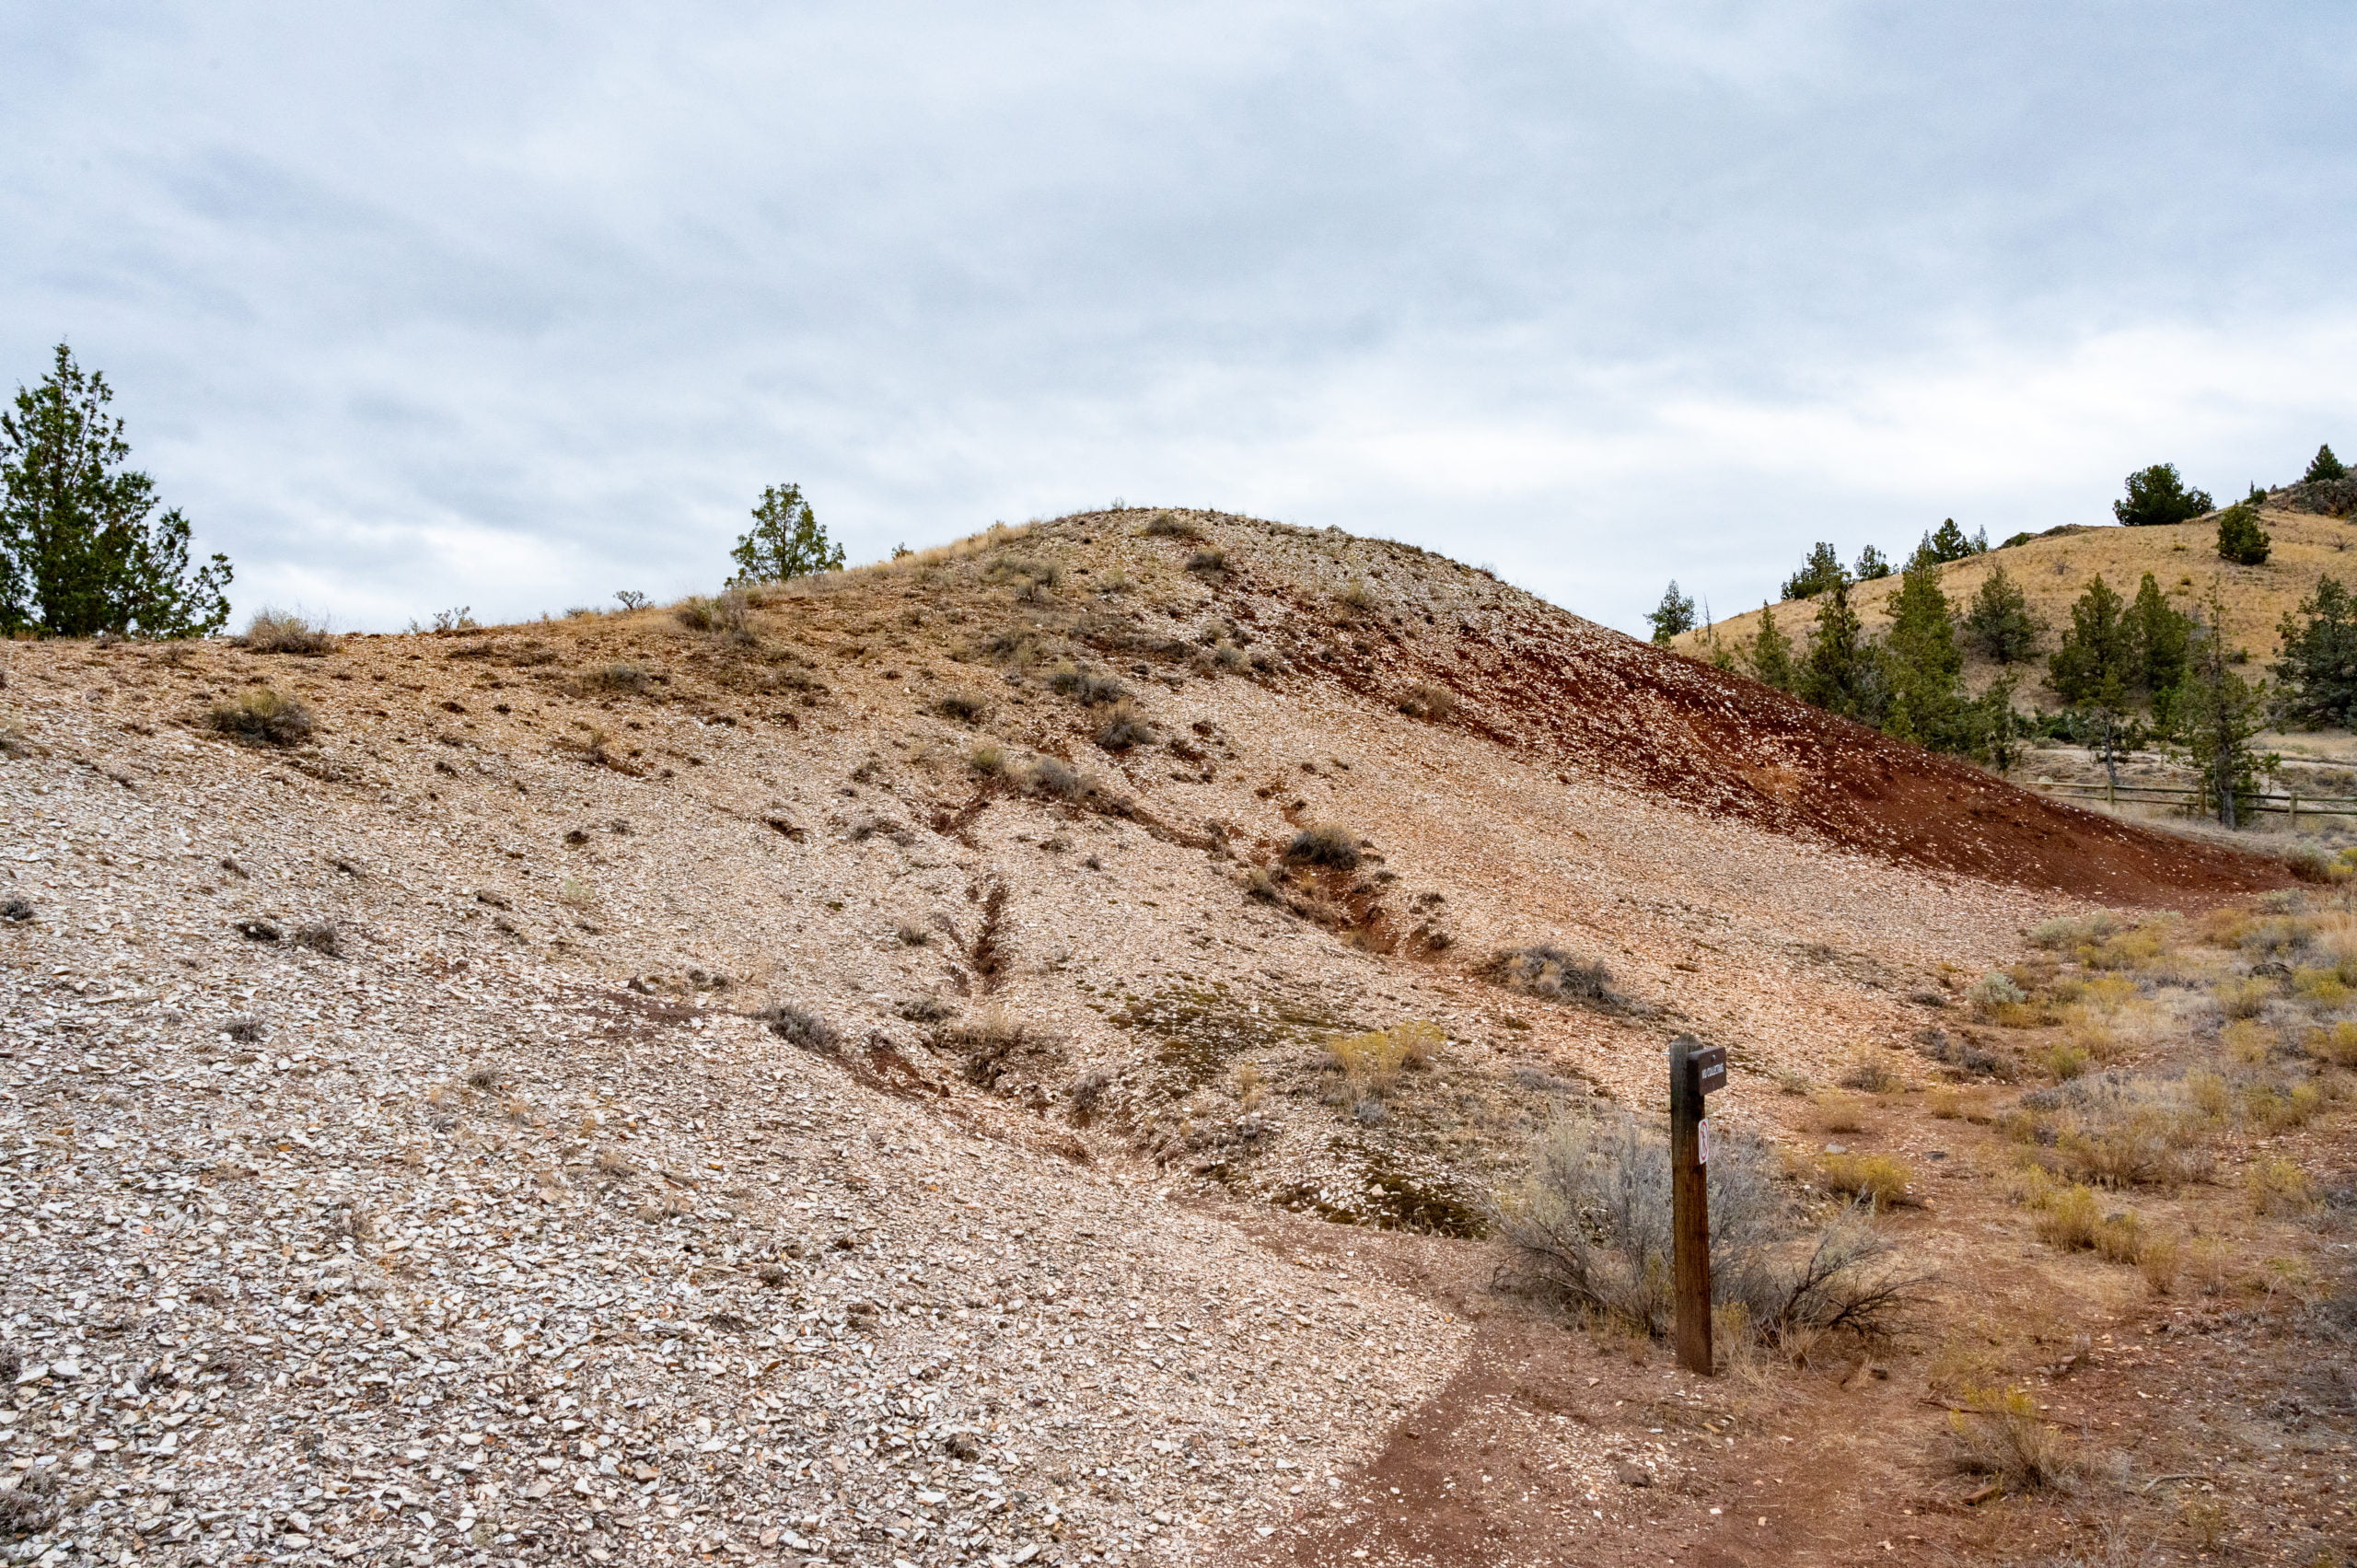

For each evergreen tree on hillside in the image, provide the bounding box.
[1963,564,2038,664]
[1922,517,1982,563]
[2214,502,2270,565]
[2049,575,2131,706]
[2305,444,2347,485]
[730,482,843,583]
[1882,560,1963,745]
[1748,603,1795,691]
[2126,572,2194,703]
[1798,582,1885,722]
[2113,463,2213,528]
[1853,544,1892,582]
[2049,575,2133,786]
[2272,575,2357,730]
[0,343,232,638]
[2179,586,2270,828]
[1646,580,1698,645]
[1781,541,1846,601]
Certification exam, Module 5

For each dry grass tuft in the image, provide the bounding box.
[1142,511,1204,540]
[2137,1232,2181,1295]
[1284,823,1362,870]
[1323,1021,1444,1102]
[1838,1054,1904,1094]
[586,661,652,694]
[240,608,337,656]
[1947,1385,2072,1492]
[2215,977,2274,1020]
[2247,1156,2317,1215]
[293,918,343,957]
[1810,1091,1866,1134]
[1093,700,1151,751]
[1482,945,1610,1001]
[1045,662,1127,705]
[1399,681,1457,720]
[207,687,313,747]
[1232,1061,1265,1110]
[1817,1152,1912,1208]
[761,1004,840,1054]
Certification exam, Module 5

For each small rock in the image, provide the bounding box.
[1618,1463,1651,1488]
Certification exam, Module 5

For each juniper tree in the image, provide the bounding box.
[0,343,231,638]
[1781,542,1845,601]
[1852,544,1892,582]
[1963,564,2038,664]
[1882,560,1963,746]
[2049,575,2133,787]
[729,482,843,584]
[2272,575,2357,730]
[1646,580,1698,645]
[2214,502,2270,565]
[2125,572,2194,703]
[2179,586,2270,828]
[1798,581,1884,722]
[1922,517,1981,563]
[1748,603,1795,691]
[2113,463,2213,528]
[2305,444,2347,485]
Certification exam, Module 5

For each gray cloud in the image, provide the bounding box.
[3,1,2352,633]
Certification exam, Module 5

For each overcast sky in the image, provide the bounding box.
[5,3,2353,635]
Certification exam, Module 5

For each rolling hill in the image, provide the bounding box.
[0,509,2302,1565]
[1672,494,2357,706]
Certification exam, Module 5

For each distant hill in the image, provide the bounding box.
[1674,494,2357,707]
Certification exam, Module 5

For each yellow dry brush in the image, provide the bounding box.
[1323,1021,1445,1098]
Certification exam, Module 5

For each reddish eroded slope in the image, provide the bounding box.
[1189,522,2284,905]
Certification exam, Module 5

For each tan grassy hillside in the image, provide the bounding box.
[0,509,2322,1567]
[1676,500,2357,703]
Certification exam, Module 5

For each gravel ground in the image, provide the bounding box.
[0,511,2235,1566]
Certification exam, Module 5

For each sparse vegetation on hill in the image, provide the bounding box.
[4,506,2342,1565]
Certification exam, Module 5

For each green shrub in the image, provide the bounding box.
[2215,502,2270,565]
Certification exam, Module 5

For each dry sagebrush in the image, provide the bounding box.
[1493,1114,1925,1346]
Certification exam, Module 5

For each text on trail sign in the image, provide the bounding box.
[1689,1044,1727,1096]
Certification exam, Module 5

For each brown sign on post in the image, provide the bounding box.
[1668,1036,1715,1376]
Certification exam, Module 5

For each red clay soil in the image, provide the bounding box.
[1262,583,2287,907]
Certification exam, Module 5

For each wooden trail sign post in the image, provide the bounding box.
[1669,1037,1727,1376]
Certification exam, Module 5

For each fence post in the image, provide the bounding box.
[2291,791,2299,827]
[1668,1037,1721,1377]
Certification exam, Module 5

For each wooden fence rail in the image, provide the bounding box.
[2029,779,2357,820]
